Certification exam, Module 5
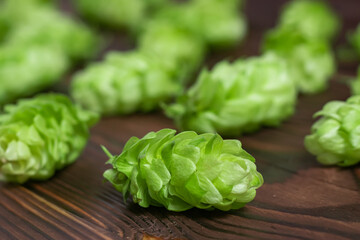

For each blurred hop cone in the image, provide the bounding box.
[0,94,98,183]
[305,96,360,166]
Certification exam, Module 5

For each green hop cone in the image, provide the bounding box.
[0,94,98,183]
[0,45,68,106]
[193,0,244,9]
[0,0,53,28]
[138,20,206,79]
[5,8,98,62]
[165,53,297,136]
[349,24,360,57]
[71,51,181,115]
[263,28,335,94]
[75,0,165,30]
[279,0,340,41]
[186,0,247,48]
[103,129,263,211]
[0,0,42,41]
[150,0,246,49]
[305,96,360,167]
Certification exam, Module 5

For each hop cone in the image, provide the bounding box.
[75,0,165,30]
[150,0,246,49]
[279,0,340,41]
[5,7,98,62]
[0,0,45,41]
[185,0,247,48]
[0,94,98,183]
[103,129,263,211]
[138,20,206,79]
[0,45,68,106]
[305,96,360,166]
[71,51,180,115]
[263,28,335,94]
[193,0,244,9]
[165,54,297,136]
[0,0,53,28]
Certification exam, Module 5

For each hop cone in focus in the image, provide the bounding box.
[103,129,263,211]
[279,0,340,41]
[165,54,297,136]
[0,45,68,106]
[71,51,181,115]
[305,96,360,166]
[0,94,98,183]
[263,28,335,94]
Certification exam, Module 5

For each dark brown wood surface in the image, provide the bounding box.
[1,0,360,239]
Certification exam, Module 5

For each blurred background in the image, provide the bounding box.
[57,0,359,74]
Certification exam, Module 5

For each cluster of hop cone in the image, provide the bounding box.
[0,0,360,212]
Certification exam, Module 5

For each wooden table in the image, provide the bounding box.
[1,0,359,239]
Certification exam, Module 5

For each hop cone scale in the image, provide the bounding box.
[103,129,263,212]
[0,94,98,183]
[305,96,360,166]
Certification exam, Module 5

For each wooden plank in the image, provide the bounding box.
[0,0,359,239]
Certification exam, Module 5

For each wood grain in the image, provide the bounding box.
[1,0,360,239]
